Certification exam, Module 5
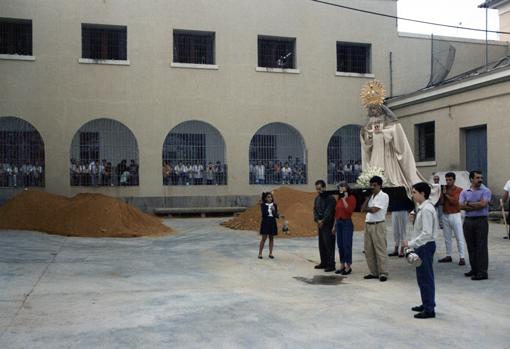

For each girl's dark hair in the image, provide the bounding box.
[337,181,352,194]
[261,192,272,202]
[412,182,431,199]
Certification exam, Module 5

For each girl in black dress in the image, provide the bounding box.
[258,192,278,259]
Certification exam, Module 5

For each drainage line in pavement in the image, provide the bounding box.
[0,237,68,339]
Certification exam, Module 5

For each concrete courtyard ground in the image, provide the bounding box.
[0,218,509,348]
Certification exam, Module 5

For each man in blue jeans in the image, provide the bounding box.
[404,182,439,319]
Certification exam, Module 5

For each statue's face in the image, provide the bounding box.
[368,105,382,118]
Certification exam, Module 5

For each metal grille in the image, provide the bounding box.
[70,119,139,186]
[163,121,226,185]
[337,42,371,74]
[327,125,362,184]
[258,36,295,69]
[173,30,215,65]
[416,122,435,161]
[249,122,307,185]
[0,18,32,55]
[82,24,127,60]
[0,117,44,187]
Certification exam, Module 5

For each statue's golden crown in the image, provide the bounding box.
[360,80,386,108]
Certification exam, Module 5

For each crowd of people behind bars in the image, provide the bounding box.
[162,161,227,185]
[0,162,45,187]
[1,157,363,187]
[328,160,362,184]
[69,159,139,186]
[249,156,307,184]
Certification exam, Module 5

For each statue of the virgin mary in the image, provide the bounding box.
[359,80,438,201]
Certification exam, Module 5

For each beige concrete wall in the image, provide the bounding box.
[389,80,510,195]
[1,0,508,200]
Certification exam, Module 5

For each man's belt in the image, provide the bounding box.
[366,221,385,225]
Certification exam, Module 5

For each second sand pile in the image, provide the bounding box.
[222,187,365,237]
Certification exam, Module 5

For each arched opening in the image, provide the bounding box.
[69,118,139,186]
[249,122,307,185]
[162,121,227,185]
[0,117,45,187]
[327,124,362,184]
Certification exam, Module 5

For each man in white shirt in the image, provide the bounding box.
[501,179,510,238]
[89,161,98,186]
[361,176,390,281]
[255,161,265,184]
[403,182,439,319]
[281,162,292,185]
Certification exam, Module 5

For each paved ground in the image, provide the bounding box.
[0,218,509,349]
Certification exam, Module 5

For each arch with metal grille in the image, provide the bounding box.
[327,124,362,185]
[249,122,307,185]
[162,120,227,186]
[0,116,45,187]
[69,118,139,187]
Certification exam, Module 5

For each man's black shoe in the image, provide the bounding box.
[324,267,335,272]
[388,251,398,257]
[363,274,378,279]
[379,275,388,282]
[414,311,435,319]
[464,270,475,277]
[314,264,325,269]
[438,256,452,263]
[411,305,424,312]
[471,274,488,281]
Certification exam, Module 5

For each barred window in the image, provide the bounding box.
[258,36,296,69]
[0,18,32,55]
[327,125,362,185]
[163,121,226,186]
[416,122,435,162]
[0,117,45,187]
[82,24,127,60]
[70,119,139,187]
[337,42,371,74]
[249,122,307,185]
[173,30,215,65]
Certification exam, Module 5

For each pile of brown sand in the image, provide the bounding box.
[222,187,366,238]
[0,190,173,238]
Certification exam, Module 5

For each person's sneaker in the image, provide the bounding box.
[388,251,398,257]
[458,258,466,266]
[363,274,378,279]
[268,255,274,259]
[414,311,435,319]
[412,305,424,312]
[314,264,325,269]
[379,275,388,282]
[438,256,452,263]
[464,270,475,277]
[335,269,345,274]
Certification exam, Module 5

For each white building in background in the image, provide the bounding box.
[0,0,508,209]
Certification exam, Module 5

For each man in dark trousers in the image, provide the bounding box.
[459,170,492,280]
[313,179,336,272]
